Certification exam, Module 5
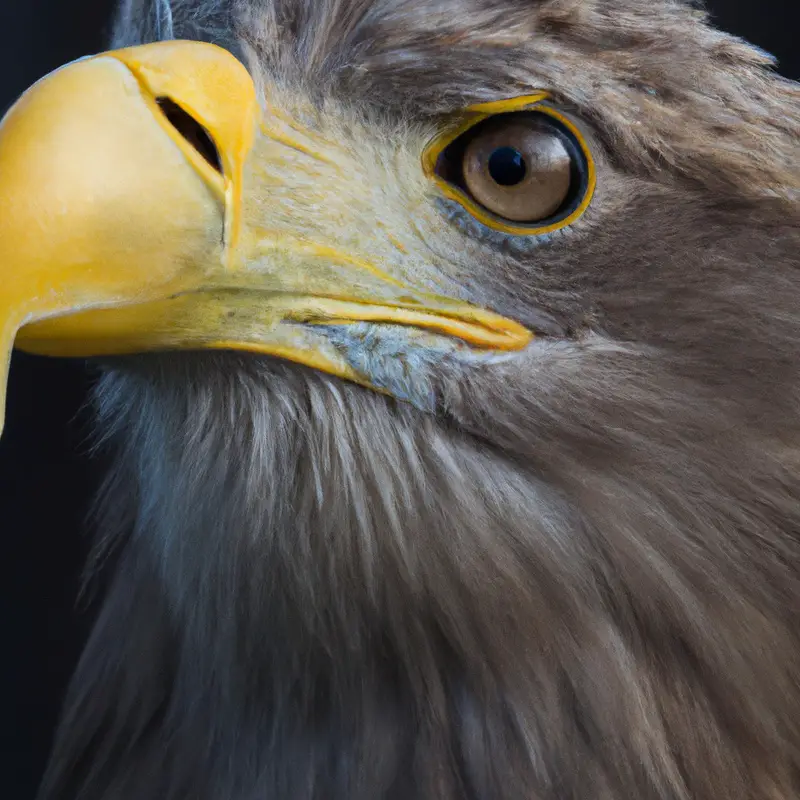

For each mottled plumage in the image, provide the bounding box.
[38,1,800,798]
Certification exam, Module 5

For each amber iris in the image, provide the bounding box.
[462,115,572,222]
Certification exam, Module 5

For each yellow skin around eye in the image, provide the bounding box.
[422,93,597,236]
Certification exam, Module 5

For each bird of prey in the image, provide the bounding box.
[0,0,798,798]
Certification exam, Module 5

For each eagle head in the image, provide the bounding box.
[1,1,799,798]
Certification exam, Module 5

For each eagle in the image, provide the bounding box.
[0,0,798,798]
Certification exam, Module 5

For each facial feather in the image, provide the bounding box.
[37,1,800,799]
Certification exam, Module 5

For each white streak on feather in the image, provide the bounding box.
[155,0,174,40]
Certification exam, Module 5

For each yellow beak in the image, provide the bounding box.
[0,41,531,434]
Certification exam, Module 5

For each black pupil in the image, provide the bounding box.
[487,146,527,186]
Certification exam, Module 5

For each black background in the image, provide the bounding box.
[0,1,797,797]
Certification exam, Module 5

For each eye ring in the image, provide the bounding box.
[423,95,595,236]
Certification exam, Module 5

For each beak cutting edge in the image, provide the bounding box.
[0,40,531,434]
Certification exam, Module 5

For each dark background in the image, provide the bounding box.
[0,1,797,797]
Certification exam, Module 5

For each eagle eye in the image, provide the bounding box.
[425,100,595,236]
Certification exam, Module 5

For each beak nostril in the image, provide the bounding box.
[155,97,222,174]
